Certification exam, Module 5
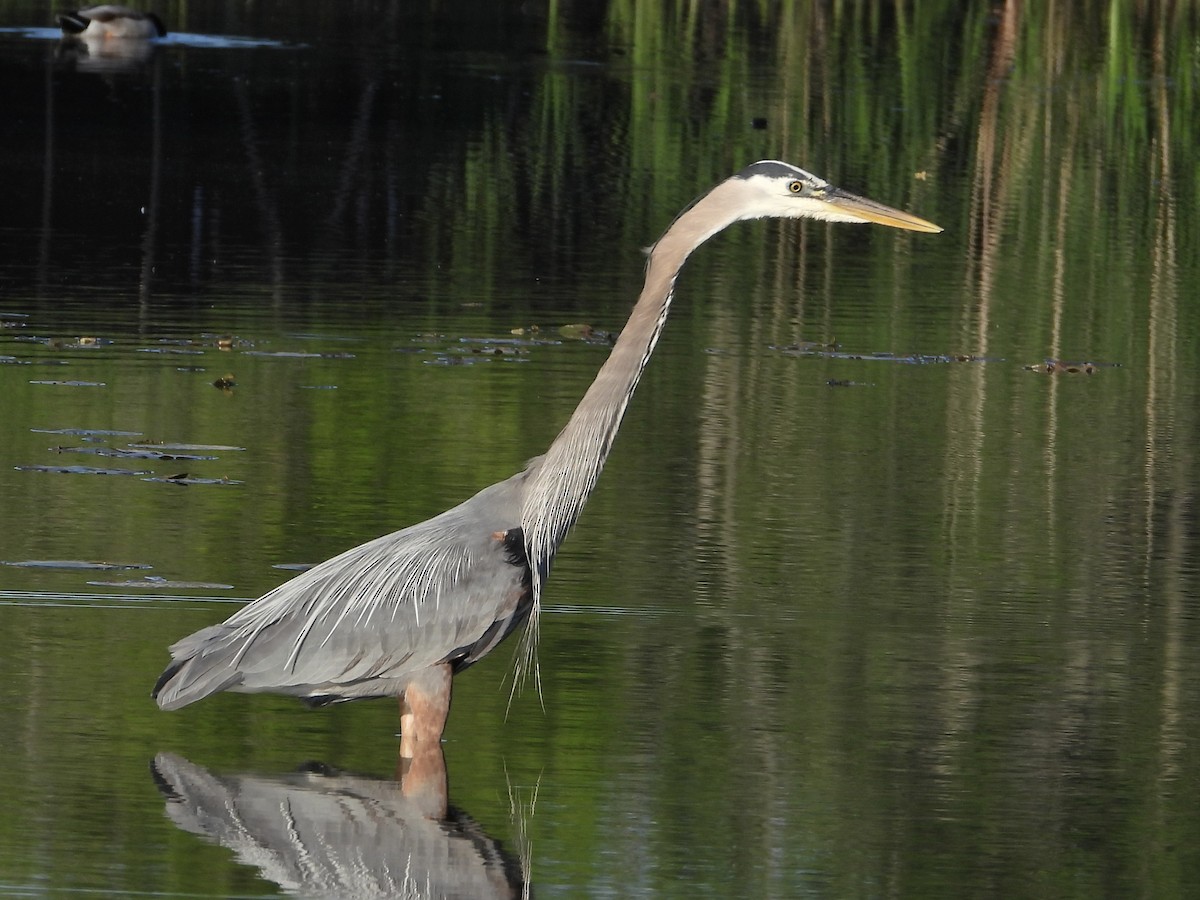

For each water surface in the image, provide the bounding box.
[2,2,1199,897]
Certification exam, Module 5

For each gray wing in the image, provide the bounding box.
[154,464,536,710]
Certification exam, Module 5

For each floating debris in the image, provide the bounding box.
[32,427,142,437]
[300,384,338,390]
[424,355,489,366]
[774,344,995,365]
[87,576,235,589]
[29,379,107,387]
[53,446,219,461]
[2,559,152,571]
[423,336,546,365]
[22,336,114,350]
[773,340,839,353]
[138,347,205,355]
[283,333,362,343]
[212,373,236,390]
[273,562,316,572]
[456,336,554,348]
[242,350,323,358]
[199,333,253,350]
[15,464,150,476]
[559,323,594,340]
[128,442,246,452]
[141,473,244,486]
[241,350,356,359]
[17,336,114,350]
[559,323,616,343]
[1024,359,1113,375]
[826,379,871,388]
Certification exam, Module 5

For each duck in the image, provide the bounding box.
[58,6,167,39]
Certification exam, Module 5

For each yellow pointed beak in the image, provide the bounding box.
[821,187,943,233]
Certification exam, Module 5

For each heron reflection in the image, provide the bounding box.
[153,163,942,748]
[150,748,527,899]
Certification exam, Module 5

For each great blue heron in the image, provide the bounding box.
[153,161,942,754]
[58,6,167,39]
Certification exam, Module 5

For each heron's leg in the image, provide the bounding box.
[399,663,453,759]
[396,740,448,819]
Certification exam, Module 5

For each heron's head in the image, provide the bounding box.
[728,160,942,233]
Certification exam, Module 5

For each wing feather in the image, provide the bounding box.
[154,464,537,710]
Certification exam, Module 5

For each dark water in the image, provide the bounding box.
[2,2,1199,897]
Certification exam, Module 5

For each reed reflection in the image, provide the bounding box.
[150,748,527,899]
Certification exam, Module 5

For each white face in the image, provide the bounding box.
[734,160,871,224]
[733,160,942,233]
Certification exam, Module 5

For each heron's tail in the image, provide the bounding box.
[152,624,244,710]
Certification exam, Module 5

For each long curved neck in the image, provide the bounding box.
[521,179,745,593]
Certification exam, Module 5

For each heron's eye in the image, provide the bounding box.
[788,180,804,194]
